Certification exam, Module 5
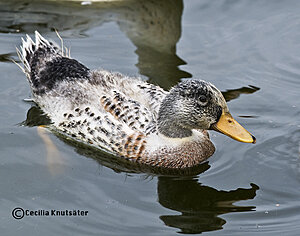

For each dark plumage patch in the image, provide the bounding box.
[89,129,94,135]
[78,131,85,138]
[29,49,90,94]
[110,104,116,111]
[114,109,121,117]
[99,127,109,136]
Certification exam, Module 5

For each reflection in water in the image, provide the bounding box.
[136,46,192,88]
[222,85,260,102]
[2,0,190,88]
[22,105,52,127]
[158,177,258,234]
[24,105,259,234]
[0,53,15,63]
[37,126,64,176]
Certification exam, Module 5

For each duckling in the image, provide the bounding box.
[17,31,255,169]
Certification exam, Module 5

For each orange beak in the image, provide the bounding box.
[211,111,256,144]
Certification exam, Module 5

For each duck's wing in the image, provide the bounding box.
[98,89,157,135]
[55,88,156,160]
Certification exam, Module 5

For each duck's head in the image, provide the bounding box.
[158,79,256,143]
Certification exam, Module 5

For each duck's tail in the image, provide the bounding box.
[16,31,89,95]
[17,31,61,77]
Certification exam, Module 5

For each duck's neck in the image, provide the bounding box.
[157,120,192,138]
[157,99,192,139]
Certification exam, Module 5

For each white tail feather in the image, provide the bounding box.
[55,29,64,56]
[16,31,71,75]
[35,30,48,47]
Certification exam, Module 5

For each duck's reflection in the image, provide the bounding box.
[3,0,190,88]
[158,177,258,233]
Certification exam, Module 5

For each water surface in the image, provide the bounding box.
[0,0,300,235]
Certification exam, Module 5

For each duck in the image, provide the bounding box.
[16,31,255,169]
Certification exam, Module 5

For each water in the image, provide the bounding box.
[0,0,300,235]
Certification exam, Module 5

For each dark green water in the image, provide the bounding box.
[0,0,300,235]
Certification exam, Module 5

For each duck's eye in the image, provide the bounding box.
[199,95,207,103]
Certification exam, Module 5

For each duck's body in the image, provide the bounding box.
[17,32,254,169]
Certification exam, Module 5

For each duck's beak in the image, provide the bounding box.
[211,111,256,144]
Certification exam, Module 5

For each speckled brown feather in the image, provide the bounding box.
[99,91,154,133]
